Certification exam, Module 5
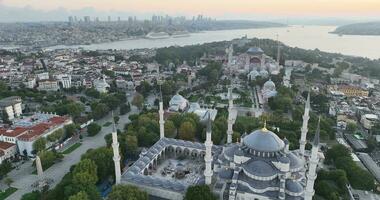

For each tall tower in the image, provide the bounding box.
[227,44,233,68]
[159,91,165,139]
[204,114,213,185]
[112,119,121,184]
[276,34,281,67]
[299,93,310,158]
[305,117,321,200]
[227,87,234,144]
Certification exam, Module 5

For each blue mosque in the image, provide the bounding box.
[109,85,321,199]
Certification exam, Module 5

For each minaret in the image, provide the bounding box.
[36,155,43,179]
[227,44,233,67]
[299,92,310,158]
[204,114,213,185]
[305,117,321,200]
[227,87,234,144]
[111,118,121,184]
[276,34,281,67]
[159,89,165,139]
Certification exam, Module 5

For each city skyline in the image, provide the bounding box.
[1,0,380,22]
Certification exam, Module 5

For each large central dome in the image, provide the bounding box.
[243,128,285,153]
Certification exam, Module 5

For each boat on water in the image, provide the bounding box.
[171,31,190,38]
[145,32,170,39]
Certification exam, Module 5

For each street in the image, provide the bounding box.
[4,105,139,200]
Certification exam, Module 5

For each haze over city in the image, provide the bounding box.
[1,0,380,22]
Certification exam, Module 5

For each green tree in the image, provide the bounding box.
[87,123,101,136]
[179,121,196,141]
[325,144,351,164]
[1,110,10,124]
[65,124,77,138]
[164,120,176,138]
[346,123,357,134]
[114,116,120,124]
[108,185,148,200]
[4,177,13,187]
[47,129,64,142]
[184,185,217,200]
[125,135,139,157]
[37,150,62,170]
[132,93,144,110]
[0,160,12,177]
[119,103,131,115]
[85,88,101,98]
[81,147,114,181]
[91,102,109,120]
[135,81,152,97]
[33,137,47,153]
[21,191,41,200]
[68,191,89,200]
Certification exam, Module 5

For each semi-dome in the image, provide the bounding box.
[243,127,285,153]
[243,160,277,177]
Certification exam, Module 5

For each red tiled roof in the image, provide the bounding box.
[48,116,67,125]
[0,141,15,150]
[17,123,50,141]
[1,116,70,141]
[1,127,28,137]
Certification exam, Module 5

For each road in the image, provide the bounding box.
[5,106,139,200]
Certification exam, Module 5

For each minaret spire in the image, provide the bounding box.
[204,113,213,185]
[227,86,235,144]
[159,77,165,139]
[305,117,321,200]
[299,92,310,158]
[111,112,121,184]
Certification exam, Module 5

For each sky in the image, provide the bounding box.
[1,0,380,22]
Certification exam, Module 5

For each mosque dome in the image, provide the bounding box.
[247,47,264,55]
[263,79,276,90]
[243,127,285,153]
[248,70,260,79]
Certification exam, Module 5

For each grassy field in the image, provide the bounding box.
[0,187,17,200]
[62,143,82,154]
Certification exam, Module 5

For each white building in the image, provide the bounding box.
[0,116,73,157]
[262,79,278,102]
[361,114,379,130]
[168,94,189,112]
[93,76,110,93]
[0,141,17,163]
[25,77,37,89]
[0,96,22,120]
[38,79,59,91]
[56,74,72,89]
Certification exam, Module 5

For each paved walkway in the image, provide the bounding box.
[5,106,138,200]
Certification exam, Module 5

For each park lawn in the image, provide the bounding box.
[62,143,82,154]
[0,187,17,200]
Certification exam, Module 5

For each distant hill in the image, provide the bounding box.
[332,22,380,36]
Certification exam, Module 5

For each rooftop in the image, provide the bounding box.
[0,141,16,150]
